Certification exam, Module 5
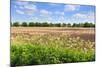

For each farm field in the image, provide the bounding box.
[11,27,95,66]
[11,27,95,41]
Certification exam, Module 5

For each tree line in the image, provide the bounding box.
[11,22,95,27]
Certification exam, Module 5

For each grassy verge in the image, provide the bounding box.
[11,33,95,66]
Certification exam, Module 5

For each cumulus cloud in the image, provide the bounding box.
[40,9,52,16]
[16,1,28,6]
[73,12,95,19]
[60,16,65,20]
[19,6,24,9]
[64,5,80,11]
[24,4,37,11]
[15,1,38,15]
[55,11,64,15]
[87,12,95,20]
[73,12,95,22]
[23,4,38,15]
[24,9,35,15]
[16,10,24,14]
[73,13,87,18]
[49,3,59,6]
[29,17,39,20]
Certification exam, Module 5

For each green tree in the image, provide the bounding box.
[67,23,71,27]
[13,22,19,27]
[72,23,76,27]
[84,22,90,27]
[35,22,40,26]
[55,23,61,27]
[42,22,49,27]
[49,23,54,27]
[62,23,66,27]
[72,23,80,27]
[93,24,95,27]
[79,23,84,27]
[29,22,34,27]
[89,23,95,27]
[21,22,27,27]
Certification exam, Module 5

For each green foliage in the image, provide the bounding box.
[83,22,95,27]
[12,22,95,27]
[28,22,34,27]
[11,44,95,66]
[11,33,95,66]
[49,23,54,27]
[55,23,61,27]
[13,22,20,27]
[42,22,49,27]
[21,22,27,27]
[72,22,95,27]
[61,23,66,27]
[72,23,80,27]
[35,22,40,26]
[67,23,71,27]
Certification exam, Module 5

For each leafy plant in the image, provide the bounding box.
[11,33,95,66]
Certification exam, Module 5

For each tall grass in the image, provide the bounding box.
[11,33,95,66]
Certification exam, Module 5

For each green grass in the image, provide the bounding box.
[11,33,95,66]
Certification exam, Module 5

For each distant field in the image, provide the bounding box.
[11,27,95,41]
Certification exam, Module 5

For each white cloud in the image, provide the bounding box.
[64,5,80,11]
[73,12,95,19]
[24,4,37,11]
[61,12,64,15]
[19,6,24,9]
[16,10,24,14]
[73,12,95,22]
[16,1,36,10]
[23,4,38,15]
[60,16,64,20]
[24,9,35,15]
[16,1,28,6]
[55,11,64,15]
[87,12,95,20]
[15,1,38,15]
[29,17,39,20]
[40,9,52,16]
[49,3,59,6]
[73,13,87,18]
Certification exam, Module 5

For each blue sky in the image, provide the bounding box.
[11,0,95,24]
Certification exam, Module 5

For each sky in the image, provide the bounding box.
[11,0,95,24]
